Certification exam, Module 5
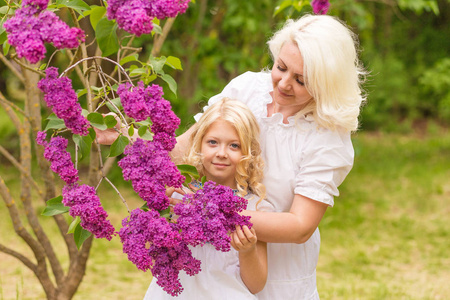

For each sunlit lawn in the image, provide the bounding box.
[1,130,449,299]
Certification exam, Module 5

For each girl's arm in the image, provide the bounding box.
[244,194,328,244]
[231,226,268,294]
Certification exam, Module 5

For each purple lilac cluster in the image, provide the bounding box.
[117,81,180,151]
[311,0,330,15]
[106,0,190,36]
[118,138,184,211]
[36,131,79,185]
[3,0,85,64]
[38,67,90,136]
[62,184,116,240]
[174,181,252,252]
[119,208,201,296]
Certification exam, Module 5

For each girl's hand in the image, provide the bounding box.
[230,225,257,253]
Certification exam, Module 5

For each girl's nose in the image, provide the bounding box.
[216,146,228,158]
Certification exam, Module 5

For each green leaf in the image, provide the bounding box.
[73,133,93,161]
[176,164,199,177]
[104,115,117,128]
[3,39,10,56]
[160,73,178,97]
[44,114,66,131]
[273,0,294,16]
[89,5,106,30]
[128,124,135,137]
[152,24,162,35]
[96,18,119,57]
[165,56,183,70]
[137,126,153,140]
[105,97,122,114]
[41,195,70,216]
[201,176,207,185]
[67,217,81,234]
[87,112,107,130]
[109,135,129,157]
[148,56,166,74]
[129,67,148,76]
[74,223,92,249]
[119,54,139,65]
[76,88,87,98]
[55,0,90,15]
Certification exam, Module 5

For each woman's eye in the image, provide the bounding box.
[230,143,240,149]
[296,78,305,86]
[207,140,217,145]
[277,65,286,72]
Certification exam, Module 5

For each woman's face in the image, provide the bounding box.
[271,41,313,116]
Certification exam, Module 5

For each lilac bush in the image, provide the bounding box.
[118,138,185,211]
[3,0,85,64]
[311,0,330,15]
[38,67,90,136]
[174,181,252,252]
[63,184,116,240]
[36,131,79,185]
[106,0,190,36]
[119,208,201,296]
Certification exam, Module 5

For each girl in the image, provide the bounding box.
[144,97,273,299]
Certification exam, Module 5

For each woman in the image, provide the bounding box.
[172,14,367,299]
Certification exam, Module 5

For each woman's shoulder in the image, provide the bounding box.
[227,71,271,92]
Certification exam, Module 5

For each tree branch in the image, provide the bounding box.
[0,243,37,272]
[151,17,176,57]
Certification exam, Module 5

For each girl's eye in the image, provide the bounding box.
[207,140,217,145]
[277,65,286,72]
[230,143,240,149]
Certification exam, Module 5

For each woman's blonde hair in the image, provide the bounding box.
[184,98,266,203]
[268,14,367,132]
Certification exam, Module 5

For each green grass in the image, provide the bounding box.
[1,131,449,299]
[317,131,450,299]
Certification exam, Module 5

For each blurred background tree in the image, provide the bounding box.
[152,0,449,133]
[1,0,448,137]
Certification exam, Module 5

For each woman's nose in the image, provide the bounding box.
[279,74,291,90]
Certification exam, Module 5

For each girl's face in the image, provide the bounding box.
[271,41,313,116]
[200,119,243,189]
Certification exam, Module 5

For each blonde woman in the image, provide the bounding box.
[173,14,367,299]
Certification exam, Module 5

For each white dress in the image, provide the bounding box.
[144,193,274,300]
[195,71,355,299]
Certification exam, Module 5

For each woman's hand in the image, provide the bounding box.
[230,225,257,253]
[93,113,123,145]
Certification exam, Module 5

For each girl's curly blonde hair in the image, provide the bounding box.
[184,97,266,204]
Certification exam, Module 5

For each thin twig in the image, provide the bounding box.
[0,52,25,82]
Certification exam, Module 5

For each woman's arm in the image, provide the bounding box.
[230,226,268,294]
[244,194,328,244]
[170,124,196,164]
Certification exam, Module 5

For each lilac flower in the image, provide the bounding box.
[36,131,79,185]
[118,138,184,210]
[117,81,180,151]
[38,67,90,136]
[119,208,201,296]
[311,0,330,15]
[174,181,252,252]
[62,184,116,240]
[106,0,190,36]
[3,0,85,64]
